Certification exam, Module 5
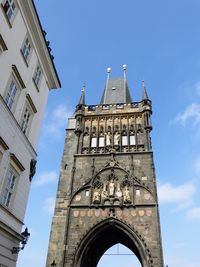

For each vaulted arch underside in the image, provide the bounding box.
[73,218,149,267]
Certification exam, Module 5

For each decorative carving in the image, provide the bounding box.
[92,171,132,206]
[93,189,101,204]
[106,131,111,146]
[29,159,37,181]
[114,131,120,145]
[123,186,131,204]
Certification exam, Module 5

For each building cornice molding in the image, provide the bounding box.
[12,65,26,89]
[0,136,9,150]
[10,153,25,172]
[17,0,61,89]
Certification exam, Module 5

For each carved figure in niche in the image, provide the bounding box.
[114,131,120,145]
[83,134,89,147]
[106,131,111,146]
[115,182,122,198]
[123,186,131,203]
[102,183,108,198]
[108,179,115,197]
[93,189,101,204]
[76,117,81,130]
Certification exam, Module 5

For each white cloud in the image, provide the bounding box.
[43,104,72,139]
[43,197,55,215]
[158,182,196,209]
[186,207,200,220]
[173,103,200,127]
[33,171,57,187]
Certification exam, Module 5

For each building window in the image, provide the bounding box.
[33,65,42,89]
[91,137,97,148]
[1,166,18,207]
[130,135,136,145]
[99,137,104,147]
[122,135,128,146]
[136,189,140,197]
[4,78,18,110]
[2,0,17,22]
[20,103,33,135]
[21,37,32,64]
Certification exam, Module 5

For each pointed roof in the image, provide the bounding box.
[142,81,149,100]
[100,78,132,104]
[78,84,85,106]
[100,66,132,105]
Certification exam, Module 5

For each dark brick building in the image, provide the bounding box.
[46,66,164,267]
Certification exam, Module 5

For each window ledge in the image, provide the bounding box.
[0,34,8,51]
[12,64,26,88]
[1,4,12,28]
[20,49,29,68]
[32,78,40,92]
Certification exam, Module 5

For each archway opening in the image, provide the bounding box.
[97,243,142,267]
[77,219,147,267]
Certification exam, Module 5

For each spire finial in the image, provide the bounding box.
[82,82,86,93]
[77,82,86,106]
[123,65,127,102]
[104,67,111,103]
[107,67,111,79]
[142,80,145,88]
[142,80,149,100]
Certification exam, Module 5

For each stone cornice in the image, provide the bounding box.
[17,0,61,89]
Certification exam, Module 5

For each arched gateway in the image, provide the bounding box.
[75,218,149,267]
[46,67,164,267]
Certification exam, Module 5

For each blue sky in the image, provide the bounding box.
[17,1,200,266]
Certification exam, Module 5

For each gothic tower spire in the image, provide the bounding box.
[46,67,164,267]
[142,80,149,100]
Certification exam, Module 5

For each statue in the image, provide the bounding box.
[106,131,111,146]
[83,134,89,147]
[108,179,115,197]
[102,184,108,198]
[123,186,131,203]
[93,189,101,204]
[114,131,120,145]
[115,183,122,198]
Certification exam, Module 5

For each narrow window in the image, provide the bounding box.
[99,136,104,147]
[20,103,33,135]
[21,37,32,63]
[33,65,42,89]
[2,0,16,22]
[122,135,128,146]
[136,189,140,196]
[91,137,97,148]
[4,79,18,110]
[1,166,18,207]
[130,135,136,145]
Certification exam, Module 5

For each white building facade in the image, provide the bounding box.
[0,0,61,266]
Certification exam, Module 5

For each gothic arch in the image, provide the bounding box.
[73,218,151,267]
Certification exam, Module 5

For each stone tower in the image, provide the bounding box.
[46,66,164,267]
